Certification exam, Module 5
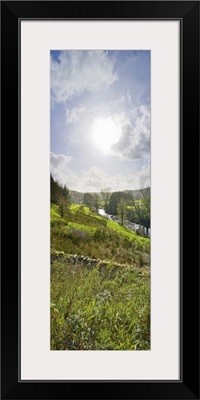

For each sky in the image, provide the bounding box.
[50,50,150,193]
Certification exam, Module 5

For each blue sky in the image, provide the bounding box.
[50,50,150,192]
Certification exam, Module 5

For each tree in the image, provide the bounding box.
[117,200,127,226]
[93,193,99,213]
[83,192,100,213]
[107,191,134,215]
[58,197,65,218]
[82,192,94,209]
[50,175,71,217]
[107,191,121,215]
[101,188,111,213]
[133,188,150,236]
[50,174,58,204]
[62,184,70,203]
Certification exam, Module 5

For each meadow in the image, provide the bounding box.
[51,203,150,350]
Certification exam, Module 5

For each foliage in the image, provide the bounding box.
[50,175,71,217]
[70,190,84,204]
[107,191,133,215]
[82,192,100,213]
[51,203,150,264]
[50,184,150,350]
[133,189,150,236]
[51,254,150,350]
[101,188,111,213]
[117,200,127,226]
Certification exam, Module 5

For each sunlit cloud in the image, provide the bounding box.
[90,105,150,161]
[50,50,150,191]
[111,105,150,160]
[66,106,86,124]
[119,90,132,105]
[50,152,72,168]
[50,152,150,192]
[91,115,122,155]
[51,50,117,104]
[135,162,150,188]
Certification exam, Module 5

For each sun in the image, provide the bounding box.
[91,117,121,154]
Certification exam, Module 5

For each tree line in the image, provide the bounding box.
[50,175,150,237]
[82,188,150,237]
[50,175,71,217]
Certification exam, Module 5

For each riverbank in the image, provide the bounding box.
[98,208,151,237]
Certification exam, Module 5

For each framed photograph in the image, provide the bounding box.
[1,1,199,399]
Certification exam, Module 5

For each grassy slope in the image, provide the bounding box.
[51,203,150,350]
[51,203,150,265]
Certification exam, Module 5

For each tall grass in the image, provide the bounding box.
[51,255,150,350]
[50,203,150,350]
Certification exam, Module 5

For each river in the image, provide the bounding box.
[98,208,113,219]
[98,208,151,237]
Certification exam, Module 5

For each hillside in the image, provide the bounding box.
[51,203,150,350]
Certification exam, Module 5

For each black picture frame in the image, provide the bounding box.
[1,1,199,399]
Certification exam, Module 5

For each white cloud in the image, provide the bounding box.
[91,113,126,155]
[50,152,149,192]
[66,106,86,124]
[50,153,73,185]
[90,105,150,161]
[135,163,150,188]
[82,164,150,191]
[111,105,150,160]
[119,90,132,105]
[50,152,72,168]
[51,51,117,104]
[81,166,117,191]
[50,155,117,191]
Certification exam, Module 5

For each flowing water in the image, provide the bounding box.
[98,208,151,237]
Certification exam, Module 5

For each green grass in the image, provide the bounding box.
[50,202,150,350]
[51,204,149,264]
[107,219,149,246]
[70,204,102,219]
[67,222,96,235]
[51,203,63,221]
[51,252,150,350]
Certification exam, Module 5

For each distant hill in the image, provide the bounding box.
[70,187,150,203]
[70,190,84,204]
[123,187,150,200]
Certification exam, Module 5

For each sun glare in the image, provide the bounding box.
[92,117,121,154]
